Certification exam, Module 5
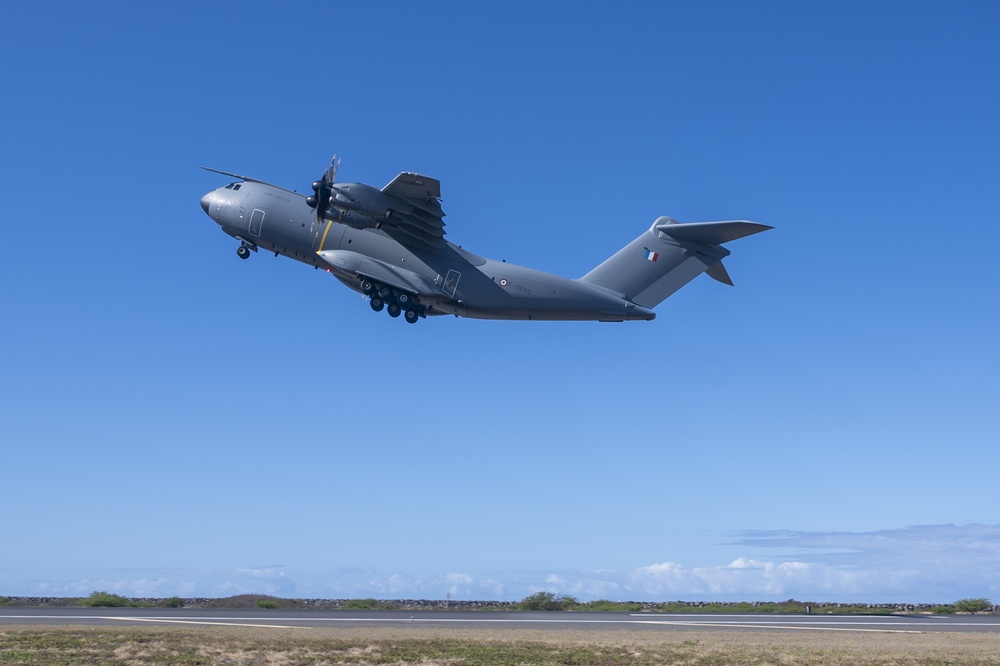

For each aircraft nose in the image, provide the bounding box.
[200,192,212,214]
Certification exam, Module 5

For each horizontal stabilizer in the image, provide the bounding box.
[655,218,773,245]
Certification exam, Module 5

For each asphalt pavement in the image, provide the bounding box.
[2,608,999,633]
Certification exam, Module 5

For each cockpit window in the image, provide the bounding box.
[224,182,243,190]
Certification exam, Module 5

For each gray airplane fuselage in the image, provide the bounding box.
[200,180,655,321]
[199,167,770,324]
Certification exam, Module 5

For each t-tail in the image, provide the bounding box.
[581,216,772,308]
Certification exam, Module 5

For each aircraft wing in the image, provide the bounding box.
[381,172,447,247]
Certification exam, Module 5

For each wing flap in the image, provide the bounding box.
[381,172,447,248]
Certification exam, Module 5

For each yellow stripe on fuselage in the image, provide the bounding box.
[318,220,333,251]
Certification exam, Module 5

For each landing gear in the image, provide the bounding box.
[236,244,251,260]
[361,278,423,324]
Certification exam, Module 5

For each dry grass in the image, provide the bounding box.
[2,624,999,665]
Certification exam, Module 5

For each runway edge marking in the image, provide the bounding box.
[104,617,310,630]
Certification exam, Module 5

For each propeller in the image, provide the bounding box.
[305,155,341,221]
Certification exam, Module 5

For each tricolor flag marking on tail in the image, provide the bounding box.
[643,247,659,262]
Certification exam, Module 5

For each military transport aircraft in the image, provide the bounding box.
[199,158,771,324]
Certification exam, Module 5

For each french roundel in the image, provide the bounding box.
[499,278,508,287]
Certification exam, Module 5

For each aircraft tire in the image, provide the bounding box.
[397,293,410,305]
[370,297,385,312]
[236,245,250,260]
[361,279,374,294]
[387,303,401,318]
[404,309,419,324]
[377,286,392,299]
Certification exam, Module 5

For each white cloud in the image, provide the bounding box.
[441,572,474,597]
[444,572,473,585]
[724,523,1000,600]
[40,577,172,597]
[13,524,998,603]
[543,574,566,587]
[236,567,284,579]
[733,523,1000,568]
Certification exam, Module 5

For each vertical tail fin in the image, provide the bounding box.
[581,216,772,308]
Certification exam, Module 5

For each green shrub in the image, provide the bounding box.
[256,600,278,609]
[204,595,287,609]
[342,598,379,610]
[158,597,185,608]
[82,591,132,608]
[580,599,644,612]
[653,601,814,614]
[955,598,992,613]
[932,604,956,614]
[816,605,894,615]
[517,592,578,611]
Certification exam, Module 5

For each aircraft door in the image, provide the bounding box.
[249,209,265,237]
[443,269,461,297]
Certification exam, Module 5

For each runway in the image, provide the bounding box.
[2,608,999,633]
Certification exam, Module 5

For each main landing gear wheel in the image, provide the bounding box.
[404,309,419,324]
[360,279,374,294]
[370,297,385,312]
[387,303,401,318]
[236,245,251,260]
[397,292,410,305]
[377,286,392,299]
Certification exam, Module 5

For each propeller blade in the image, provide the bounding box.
[308,155,342,221]
[328,154,340,184]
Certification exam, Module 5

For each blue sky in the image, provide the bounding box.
[1,1,998,603]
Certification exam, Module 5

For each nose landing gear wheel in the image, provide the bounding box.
[236,245,251,260]
[370,297,385,312]
[404,309,419,324]
[387,303,401,318]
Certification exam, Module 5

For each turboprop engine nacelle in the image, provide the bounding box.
[330,183,394,220]
[327,208,382,230]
